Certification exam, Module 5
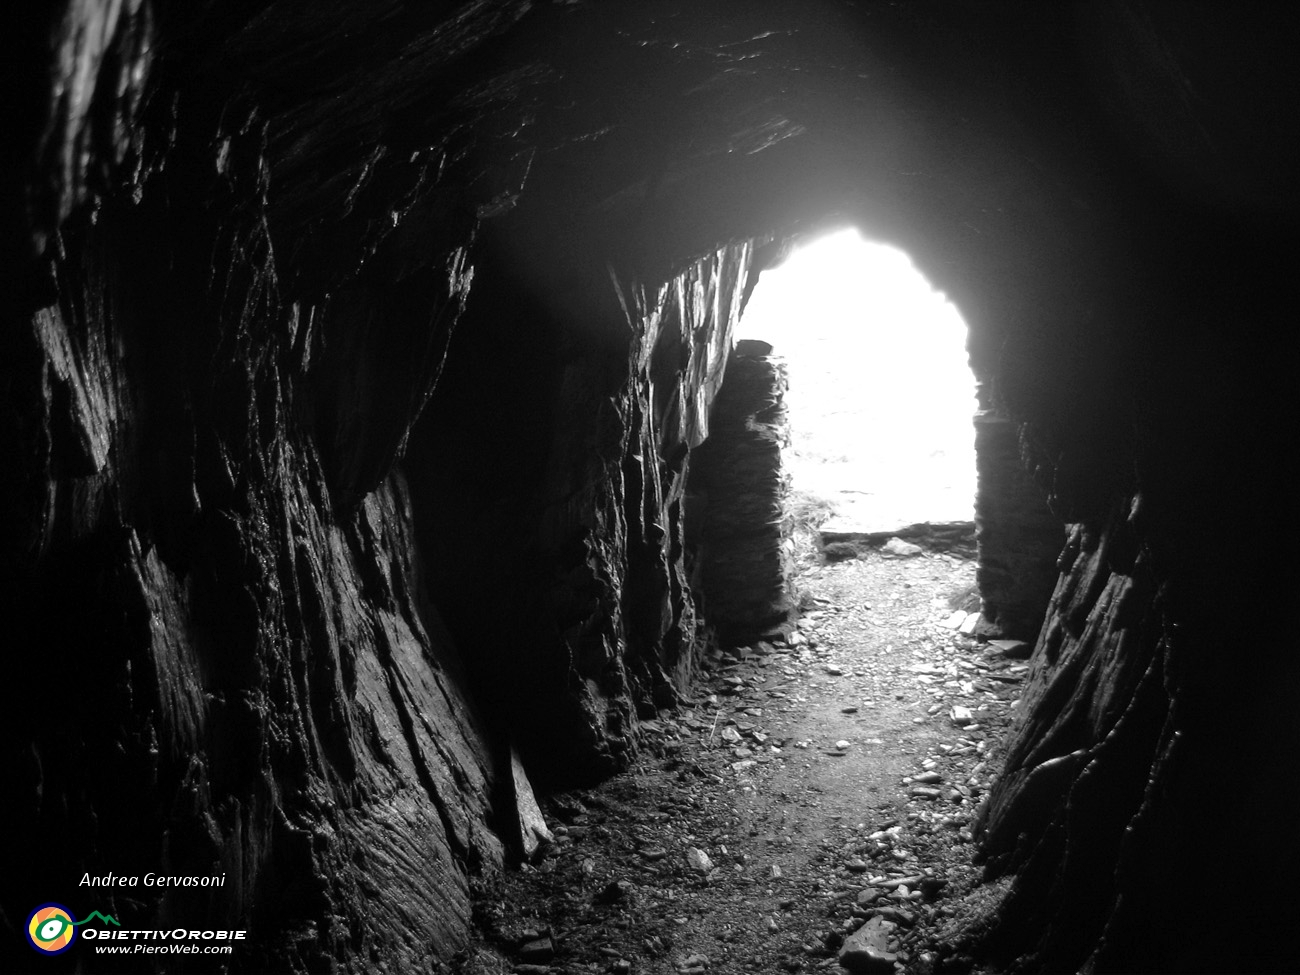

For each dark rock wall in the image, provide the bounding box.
[404,240,752,786]
[5,233,503,970]
[972,411,1064,639]
[974,509,1168,971]
[685,341,794,646]
[5,2,1300,973]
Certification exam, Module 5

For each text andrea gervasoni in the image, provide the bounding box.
[80,872,228,888]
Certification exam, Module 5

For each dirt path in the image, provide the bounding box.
[460,548,1026,975]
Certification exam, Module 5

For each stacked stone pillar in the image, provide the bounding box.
[973,410,1063,639]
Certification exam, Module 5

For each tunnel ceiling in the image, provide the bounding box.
[9,3,1300,973]
[26,1,1300,368]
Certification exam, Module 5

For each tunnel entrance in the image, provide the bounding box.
[738,228,977,542]
[525,233,1032,973]
[465,228,1065,970]
[684,228,987,647]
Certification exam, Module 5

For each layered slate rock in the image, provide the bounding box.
[972,409,1063,639]
[405,241,754,784]
[5,3,1300,974]
[686,340,795,646]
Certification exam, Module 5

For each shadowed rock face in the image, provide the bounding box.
[4,2,1299,972]
[685,341,794,646]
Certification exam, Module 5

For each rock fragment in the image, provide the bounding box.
[882,537,923,557]
[518,935,555,963]
[838,916,897,973]
[988,638,1032,659]
[511,748,554,860]
[685,847,714,874]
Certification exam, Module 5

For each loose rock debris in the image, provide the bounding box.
[460,550,1024,974]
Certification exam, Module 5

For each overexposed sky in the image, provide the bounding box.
[737,227,976,527]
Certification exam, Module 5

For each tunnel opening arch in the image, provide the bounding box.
[679,222,1064,653]
[8,3,1300,974]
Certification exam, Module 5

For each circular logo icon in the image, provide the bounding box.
[27,904,77,955]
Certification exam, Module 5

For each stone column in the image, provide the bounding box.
[685,340,794,645]
[973,409,1063,640]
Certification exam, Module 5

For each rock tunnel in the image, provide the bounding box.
[4,2,1299,972]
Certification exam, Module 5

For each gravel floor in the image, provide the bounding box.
[458,547,1025,975]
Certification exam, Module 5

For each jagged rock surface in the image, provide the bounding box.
[4,3,1300,974]
[686,341,795,646]
[972,411,1064,640]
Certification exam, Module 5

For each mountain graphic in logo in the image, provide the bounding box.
[26,904,120,955]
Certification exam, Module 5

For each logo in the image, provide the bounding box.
[25,904,120,955]
[26,904,76,955]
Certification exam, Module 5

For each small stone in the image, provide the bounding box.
[988,639,1032,659]
[845,859,868,873]
[679,953,710,971]
[685,847,714,874]
[518,936,555,963]
[823,541,859,561]
[825,664,845,676]
[595,880,633,904]
[838,916,897,973]
[920,876,949,899]
[874,906,916,927]
[913,771,943,784]
[612,962,632,975]
[878,875,924,890]
[640,846,667,861]
[950,706,974,726]
[769,864,784,879]
[940,611,967,629]
[958,613,981,635]
[841,706,858,714]
[835,739,851,750]
[882,537,923,557]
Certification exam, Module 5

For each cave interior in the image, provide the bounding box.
[4,2,1300,972]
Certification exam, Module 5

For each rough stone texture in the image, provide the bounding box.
[405,241,752,785]
[973,505,1166,968]
[839,916,898,973]
[972,410,1064,639]
[686,340,794,646]
[4,3,1300,973]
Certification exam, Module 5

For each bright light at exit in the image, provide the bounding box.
[737,227,976,530]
